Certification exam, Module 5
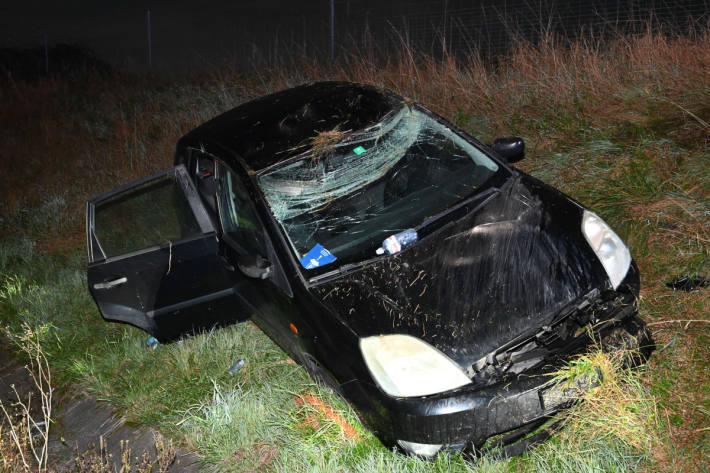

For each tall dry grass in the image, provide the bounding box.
[1,28,708,230]
[1,26,708,472]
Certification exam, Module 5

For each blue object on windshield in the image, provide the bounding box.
[300,243,337,269]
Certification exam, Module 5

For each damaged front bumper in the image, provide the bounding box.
[383,315,651,457]
[367,269,653,457]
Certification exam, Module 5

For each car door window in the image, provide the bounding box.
[216,162,265,255]
[91,169,208,261]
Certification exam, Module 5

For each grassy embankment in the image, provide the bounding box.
[1,29,708,472]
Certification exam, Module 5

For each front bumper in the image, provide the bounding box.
[382,314,651,453]
[362,266,652,454]
[388,361,591,448]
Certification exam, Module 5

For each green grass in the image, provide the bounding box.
[0,185,670,473]
[2,30,709,472]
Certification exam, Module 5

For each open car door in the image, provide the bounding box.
[86,165,250,341]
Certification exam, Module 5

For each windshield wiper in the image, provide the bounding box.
[308,259,379,284]
[308,188,503,285]
[415,187,500,235]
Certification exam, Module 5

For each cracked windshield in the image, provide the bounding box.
[258,106,505,273]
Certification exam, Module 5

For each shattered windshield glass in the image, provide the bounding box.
[258,106,507,274]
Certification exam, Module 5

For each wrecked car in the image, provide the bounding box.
[86,81,654,457]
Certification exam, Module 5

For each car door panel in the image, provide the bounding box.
[87,165,252,341]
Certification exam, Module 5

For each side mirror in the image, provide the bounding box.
[492,137,525,163]
[237,254,272,279]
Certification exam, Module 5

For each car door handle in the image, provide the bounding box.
[93,277,127,290]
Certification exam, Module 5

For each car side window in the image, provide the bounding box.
[216,162,266,255]
[93,173,202,260]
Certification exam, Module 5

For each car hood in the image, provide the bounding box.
[311,174,611,368]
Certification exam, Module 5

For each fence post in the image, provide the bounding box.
[330,0,335,59]
[43,33,49,75]
[147,9,152,69]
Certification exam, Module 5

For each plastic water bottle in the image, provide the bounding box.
[228,359,245,375]
[376,229,418,255]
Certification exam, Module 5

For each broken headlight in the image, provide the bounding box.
[359,334,471,397]
[581,210,631,290]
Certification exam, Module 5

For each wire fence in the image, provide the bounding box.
[3,0,710,76]
[231,0,710,63]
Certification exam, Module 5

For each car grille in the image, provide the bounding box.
[466,288,637,386]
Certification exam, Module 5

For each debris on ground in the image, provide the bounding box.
[665,275,709,292]
[146,336,159,350]
[295,393,361,441]
[228,359,245,376]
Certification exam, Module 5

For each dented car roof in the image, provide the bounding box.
[182,81,400,171]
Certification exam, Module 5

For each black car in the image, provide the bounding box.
[86,81,653,457]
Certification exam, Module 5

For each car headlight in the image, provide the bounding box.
[581,210,631,290]
[359,334,471,397]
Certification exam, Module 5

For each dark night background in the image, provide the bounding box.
[2,0,709,76]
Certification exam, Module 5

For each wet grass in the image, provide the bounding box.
[1,28,709,472]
